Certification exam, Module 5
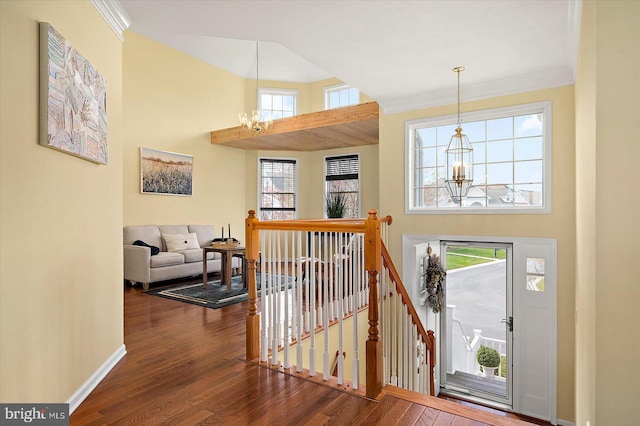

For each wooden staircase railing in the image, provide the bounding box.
[244,209,435,399]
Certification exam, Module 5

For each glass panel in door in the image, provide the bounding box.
[440,242,512,406]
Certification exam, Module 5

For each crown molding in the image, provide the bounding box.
[380,66,574,115]
[91,0,131,42]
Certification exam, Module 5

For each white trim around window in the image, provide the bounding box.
[323,153,361,218]
[405,101,552,215]
[257,156,299,221]
[324,83,360,109]
[258,88,298,121]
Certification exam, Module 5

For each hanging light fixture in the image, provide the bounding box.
[444,66,474,206]
[239,41,273,134]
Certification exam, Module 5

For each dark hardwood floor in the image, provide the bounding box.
[70,277,539,425]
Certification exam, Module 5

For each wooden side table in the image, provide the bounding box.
[203,244,245,293]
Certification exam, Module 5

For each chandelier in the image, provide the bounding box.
[239,41,273,134]
[444,66,474,206]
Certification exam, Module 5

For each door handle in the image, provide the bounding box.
[501,316,513,332]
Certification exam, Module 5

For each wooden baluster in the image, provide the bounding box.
[309,232,316,377]
[365,209,382,399]
[428,329,436,396]
[337,232,344,385]
[296,231,304,373]
[283,231,290,369]
[352,233,359,390]
[246,210,260,361]
[260,231,268,362]
[323,232,330,380]
[391,286,397,387]
[274,231,279,357]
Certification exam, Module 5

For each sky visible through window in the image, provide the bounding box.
[325,86,359,109]
[260,91,296,121]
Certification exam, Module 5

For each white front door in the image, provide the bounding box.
[403,235,557,423]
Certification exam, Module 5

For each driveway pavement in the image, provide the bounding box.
[446,260,508,341]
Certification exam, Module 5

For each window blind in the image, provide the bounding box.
[259,158,297,214]
[325,155,359,181]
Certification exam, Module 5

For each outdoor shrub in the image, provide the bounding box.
[477,345,500,368]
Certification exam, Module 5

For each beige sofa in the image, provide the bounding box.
[123,224,239,290]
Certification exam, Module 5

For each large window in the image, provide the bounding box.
[324,84,359,109]
[259,158,297,220]
[406,102,551,214]
[258,89,297,121]
[325,154,360,218]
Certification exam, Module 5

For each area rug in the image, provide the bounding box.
[145,274,293,309]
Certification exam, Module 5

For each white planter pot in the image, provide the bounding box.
[481,366,497,378]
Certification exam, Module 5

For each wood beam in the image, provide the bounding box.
[210,101,379,151]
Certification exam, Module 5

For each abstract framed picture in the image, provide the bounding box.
[39,22,108,164]
[140,148,193,196]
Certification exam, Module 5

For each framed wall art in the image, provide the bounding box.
[140,148,193,196]
[39,22,108,164]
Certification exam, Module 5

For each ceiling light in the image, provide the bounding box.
[239,41,273,134]
[444,66,474,206]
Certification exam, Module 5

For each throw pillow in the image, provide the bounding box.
[133,240,160,256]
[163,233,200,252]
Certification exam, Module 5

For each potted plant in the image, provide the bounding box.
[325,192,347,218]
[477,345,501,378]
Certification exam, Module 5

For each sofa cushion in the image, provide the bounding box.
[150,251,185,268]
[163,233,200,252]
[179,248,214,263]
[188,225,217,248]
[159,225,189,251]
[124,226,162,249]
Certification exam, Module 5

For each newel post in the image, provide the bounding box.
[245,210,260,360]
[364,209,383,399]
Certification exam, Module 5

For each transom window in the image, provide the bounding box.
[324,84,359,109]
[258,89,297,121]
[325,155,360,218]
[259,158,297,221]
[405,102,551,214]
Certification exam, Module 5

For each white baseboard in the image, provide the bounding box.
[557,419,575,426]
[67,344,127,414]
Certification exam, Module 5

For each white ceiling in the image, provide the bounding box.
[117,0,581,113]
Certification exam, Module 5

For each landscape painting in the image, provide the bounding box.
[140,148,193,196]
[39,22,108,164]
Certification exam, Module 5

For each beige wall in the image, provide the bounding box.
[575,2,640,424]
[123,31,248,239]
[0,0,123,402]
[244,144,379,220]
[574,1,597,424]
[244,76,376,116]
[379,86,576,421]
[308,78,376,112]
[243,79,311,115]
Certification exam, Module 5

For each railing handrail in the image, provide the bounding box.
[245,209,431,399]
[452,319,473,352]
[249,215,392,233]
[381,242,434,352]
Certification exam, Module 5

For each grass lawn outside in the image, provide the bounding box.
[446,247,506,270]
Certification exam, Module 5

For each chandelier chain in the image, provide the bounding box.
[255,41,259,110]
[457,68,461,127]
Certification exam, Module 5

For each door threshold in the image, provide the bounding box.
[440,392,553,425]
[439,389,511,413]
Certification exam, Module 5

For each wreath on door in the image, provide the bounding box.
[424,246,446,313]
